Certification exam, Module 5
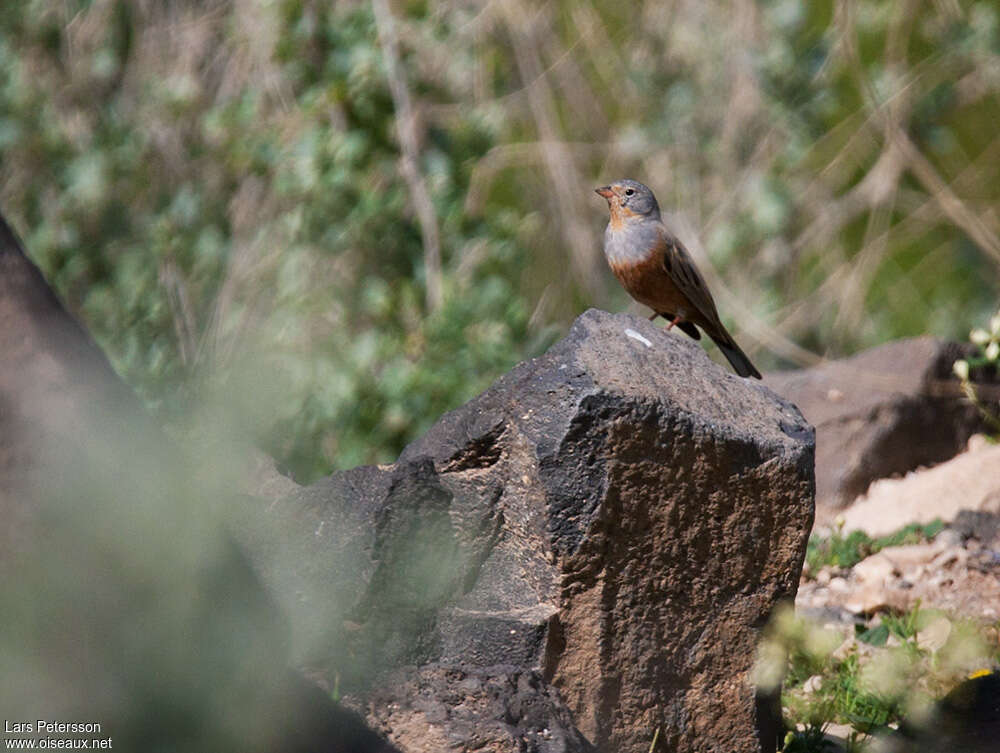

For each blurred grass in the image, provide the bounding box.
[1,0,999,479]
[760,601,1000,750]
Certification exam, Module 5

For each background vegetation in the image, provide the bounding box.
[1,0,999,479]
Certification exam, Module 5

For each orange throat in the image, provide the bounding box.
[607,203,638,230]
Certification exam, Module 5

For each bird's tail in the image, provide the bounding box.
[710,331,762,379]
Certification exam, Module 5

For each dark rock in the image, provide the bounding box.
[0,215,168,560]
[952,509,1000,547]
[250,309,815,753]
[279,672,403,753]
[354,664,597,753]
[764,337,997,515]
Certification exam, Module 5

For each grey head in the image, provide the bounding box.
[594,179,661,220]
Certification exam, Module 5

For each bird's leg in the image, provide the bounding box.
[666,313,683,331]
[648,312,659,321]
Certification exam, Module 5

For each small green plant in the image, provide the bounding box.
[877,602,923,643]
[779,724,826,753]
[805,520,945,574]
[760,602,1000,749]
[953,309,1000,435]
[780,724,867,753]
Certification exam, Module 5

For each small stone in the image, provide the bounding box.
[802,675,823,694]
[916,616,952,653]
[844,585,889,614]
[853,553,896,584]
[931,547,967,569]
[829,576,850,593]
[937,528,963,548]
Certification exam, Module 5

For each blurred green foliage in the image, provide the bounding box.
[0,0,551,479]
[1,0,999,478]
[764,602,1000,749]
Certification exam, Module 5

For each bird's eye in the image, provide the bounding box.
[624,188,635,196]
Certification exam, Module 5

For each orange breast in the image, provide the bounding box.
[609,253,692,318]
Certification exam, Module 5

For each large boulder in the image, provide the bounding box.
[839,438,1000,538]
[245,309,815,753]
[765,337,995,516]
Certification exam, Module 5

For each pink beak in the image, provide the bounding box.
[595,186,614,199]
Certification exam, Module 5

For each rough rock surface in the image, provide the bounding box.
[247,309,815,753]
[356,665,598,753]
[765,337,996,517]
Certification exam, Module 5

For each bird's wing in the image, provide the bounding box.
[656,225,724,329]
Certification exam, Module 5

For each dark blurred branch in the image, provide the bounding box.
[372,0,443,312]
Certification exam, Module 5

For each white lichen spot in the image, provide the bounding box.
[624,328,652,348]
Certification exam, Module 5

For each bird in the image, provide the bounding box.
[594,179,762,379]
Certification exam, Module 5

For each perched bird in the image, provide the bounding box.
[595,179,762,379]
